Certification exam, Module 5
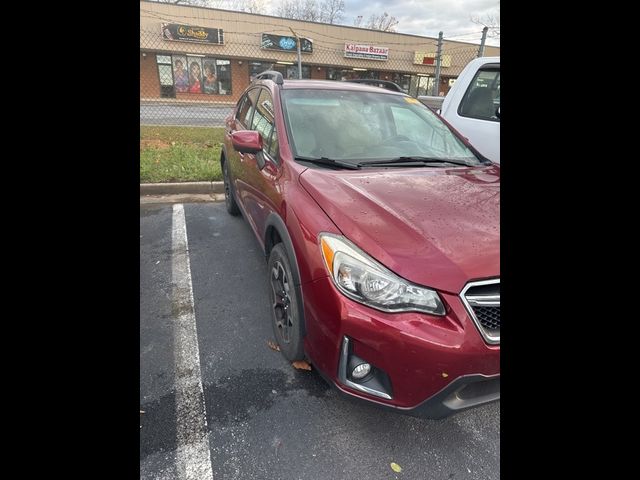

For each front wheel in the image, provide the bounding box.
[222,159,240,216]
[268,243,305,361]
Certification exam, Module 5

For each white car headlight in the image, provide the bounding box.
[319,233,445,315]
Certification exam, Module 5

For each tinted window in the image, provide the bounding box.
[459,67,500,121]
[252,89,279,162]
[236,88,259,127]
[235,95,248,122]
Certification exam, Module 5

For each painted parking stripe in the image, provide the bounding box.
[171,203,214,480]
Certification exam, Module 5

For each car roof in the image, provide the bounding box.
[343,79,404,92]
[275,79,406,95]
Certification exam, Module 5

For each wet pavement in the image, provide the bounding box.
[140,202,500,480]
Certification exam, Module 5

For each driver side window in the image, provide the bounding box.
[236,88,260,128]
[251,89,279,163]
[459,68,500,121]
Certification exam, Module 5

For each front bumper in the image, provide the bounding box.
[301,275,500,417]
[336,336,499,419]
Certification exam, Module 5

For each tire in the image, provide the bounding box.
[268,243,305,361]
[222,158,240,216]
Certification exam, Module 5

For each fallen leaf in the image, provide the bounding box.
[390,462,402,473]
[267,340,280,352]
[292,360,312,371]
[442,372,449,378]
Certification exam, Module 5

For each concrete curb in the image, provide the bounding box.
[140,181,224,196]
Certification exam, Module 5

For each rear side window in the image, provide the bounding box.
[458,67,500,121]
[252,89,279,162]
[236,88,259,127]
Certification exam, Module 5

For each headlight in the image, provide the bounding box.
[319,233,445,315]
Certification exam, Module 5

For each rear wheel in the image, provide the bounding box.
[268,244,304,361]
[222,159,240,216]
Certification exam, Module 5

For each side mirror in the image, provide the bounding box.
[231,130,263,154]
[495,106,500,119]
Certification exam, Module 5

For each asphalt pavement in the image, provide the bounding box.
[140,202,500,480]
[140,104,234,127]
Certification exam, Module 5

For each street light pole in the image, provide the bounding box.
[433,31,443,96]
[289,27,302,79]
[478,26,488,57]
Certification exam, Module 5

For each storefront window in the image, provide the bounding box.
[408,75,436,97]
[172,55,189,93]
[186,56,203,94]
[215,59,232,94]
[155,55,175,98]
[249,61,275,81]
[202,59,218,94]
[284,65,311,79]
[157,54,232,95]
[326,69,379,81]
[390,73,411,92]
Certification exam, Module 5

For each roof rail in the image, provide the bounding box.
[255,70,284,85]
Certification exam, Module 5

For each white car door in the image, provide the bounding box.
[441,59,500,163]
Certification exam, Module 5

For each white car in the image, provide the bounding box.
[439,56,500,163]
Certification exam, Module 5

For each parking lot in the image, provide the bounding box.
[140,202,500,480]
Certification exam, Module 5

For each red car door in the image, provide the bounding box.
[226,87,260,217]
[239,87,282,242]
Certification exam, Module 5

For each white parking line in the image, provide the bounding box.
[171,203,214,480]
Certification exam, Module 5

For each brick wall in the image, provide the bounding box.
[140,51,160,98]
[311,66,326,80]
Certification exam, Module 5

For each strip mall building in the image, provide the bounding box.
[140,0,500,105]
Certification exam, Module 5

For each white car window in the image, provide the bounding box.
[459,69,500,121]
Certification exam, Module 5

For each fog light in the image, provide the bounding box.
[351,363,371,379]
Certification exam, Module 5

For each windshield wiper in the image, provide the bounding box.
[294,156,360,170]
[357,156,472,168]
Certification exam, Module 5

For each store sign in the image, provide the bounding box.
[413,52,451,67]
[344,44,389,61]
[261,33,313,53]
[161,23,224,44]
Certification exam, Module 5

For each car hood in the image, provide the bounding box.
[299,165,500,294]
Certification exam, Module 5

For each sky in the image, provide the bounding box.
[341,0,500,46]
[160,1,500,46]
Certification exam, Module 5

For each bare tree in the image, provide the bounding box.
[471,6,500,38]
[301,0,321,21]
[276,0,316,21]
[275,0,344,24]
[151,0,229,7]
[320,0,345,24]
[229,0,268,13]
[363,12,399,32]
[152,0,222,6]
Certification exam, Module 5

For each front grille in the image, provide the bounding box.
[461,279,500,344]
[474,306,500,331]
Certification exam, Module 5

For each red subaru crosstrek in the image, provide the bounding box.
[221,71,499,418]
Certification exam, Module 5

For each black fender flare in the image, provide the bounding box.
[220,142,228,164]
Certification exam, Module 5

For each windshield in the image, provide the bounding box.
[281,89,481,166]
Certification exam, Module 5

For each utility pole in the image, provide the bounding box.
[478,26,488,57]
[289,27,302,79]
[433,31,443,96]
